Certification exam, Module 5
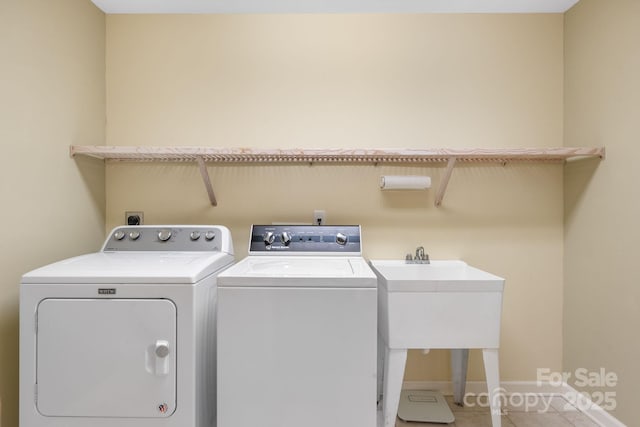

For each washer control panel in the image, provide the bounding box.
[249,225,362,254]
[103,225,223,252]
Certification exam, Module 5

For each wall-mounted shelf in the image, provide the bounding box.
[70,145,605,207]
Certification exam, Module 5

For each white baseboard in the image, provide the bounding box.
[402,380,626,427]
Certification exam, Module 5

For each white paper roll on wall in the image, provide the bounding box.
[379,175,431,190]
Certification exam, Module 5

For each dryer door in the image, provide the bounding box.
[36,298,177,418]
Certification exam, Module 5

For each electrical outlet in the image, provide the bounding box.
[125,211,144,225]
[313,210,326,226]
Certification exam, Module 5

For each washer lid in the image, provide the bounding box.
[218,256,376,288]
[22,251,234,284]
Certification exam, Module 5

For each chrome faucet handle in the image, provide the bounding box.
[405,253,413,262]
[412,246,430,264]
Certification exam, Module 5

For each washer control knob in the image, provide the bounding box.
[129,231,141,241]
[158,229,172,242]
[190,231,201,241]
[336,232,348,246]
[113,230,126,241]
[263,231,275,245]
[281,231,292,246]
[205,231,216,241]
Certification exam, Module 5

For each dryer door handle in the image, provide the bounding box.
[154,340,170,376]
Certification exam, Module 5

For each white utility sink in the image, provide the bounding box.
[371,260,503,292]
[372,260,504,348]
[369,260,505,427]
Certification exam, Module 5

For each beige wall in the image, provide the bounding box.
[564,0,640,424]
[106,14,565,383]
[4,3,635,424]
[0,1,105,426]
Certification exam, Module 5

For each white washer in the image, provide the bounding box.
[217,225,377,427]
[20,225,234,427]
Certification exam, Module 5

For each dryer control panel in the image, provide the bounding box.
[102,225,228,252]
[249,225,362,254]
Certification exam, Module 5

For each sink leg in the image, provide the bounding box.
[383,346,407,427]
[451,349,469,405]
[482,348,502,427]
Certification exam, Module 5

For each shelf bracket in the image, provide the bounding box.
[197,157,218,206]
[435,157,456,207]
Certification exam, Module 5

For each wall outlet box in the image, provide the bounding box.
[313,210,326,226]
[125,211,144,225]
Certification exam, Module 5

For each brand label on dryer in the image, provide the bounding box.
[98,288,116,295]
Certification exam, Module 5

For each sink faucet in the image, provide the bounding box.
[405,246,430,264]
[415,246,430,263]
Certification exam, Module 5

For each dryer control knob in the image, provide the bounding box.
[280,231,292,246]
[190,231,201,241]
[158,230,172,242]
[129,231,140,241]
[113,230,126,241]
[336,232,348,246]
[263,231,275,245]
[205,231,216,241]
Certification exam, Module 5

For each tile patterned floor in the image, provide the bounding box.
[391,396,601,427]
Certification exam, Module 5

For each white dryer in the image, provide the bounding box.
[20,225,234,427]
[217,225,377,427]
